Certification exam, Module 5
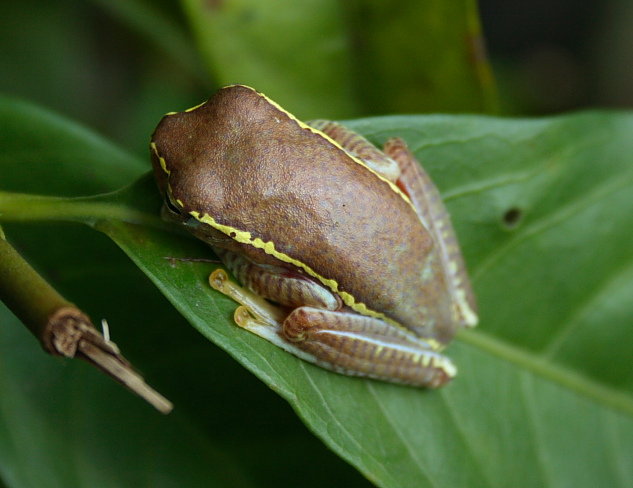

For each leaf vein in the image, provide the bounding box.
[458,329,633,416]
[366,383,439,488]
[543,256,633,358]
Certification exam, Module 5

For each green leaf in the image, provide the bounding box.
[102,112,633,487]
[180,1,497,118]
[1,97,633,487]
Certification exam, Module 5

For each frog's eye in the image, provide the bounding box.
[165,196,182,215]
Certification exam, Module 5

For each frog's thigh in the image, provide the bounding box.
[282,308,456,388]
[382,138,479,329]
[215,248,341,310]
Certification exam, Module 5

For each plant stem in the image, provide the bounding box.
[0,190,163,228]
[0,230,173,414]
[0,227,74,337]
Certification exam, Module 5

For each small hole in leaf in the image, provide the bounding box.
[502,207,523,229]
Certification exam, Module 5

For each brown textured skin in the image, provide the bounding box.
[151,85,457,343]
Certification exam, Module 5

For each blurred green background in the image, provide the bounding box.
[1,1,632,487]
[2,0,631,162]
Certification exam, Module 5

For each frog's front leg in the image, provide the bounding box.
[209,267,456,388]
[214,248,342,310]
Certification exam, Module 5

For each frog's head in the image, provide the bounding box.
[149,85,299,232]
[149,94,226,229]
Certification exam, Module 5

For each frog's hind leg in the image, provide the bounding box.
[384,138,478,329]
[308,120,401,182]
[281,308,456,388]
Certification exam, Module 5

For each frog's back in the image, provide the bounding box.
[152,85,456,343]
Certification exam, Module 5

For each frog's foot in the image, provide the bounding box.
[209,268,287,326]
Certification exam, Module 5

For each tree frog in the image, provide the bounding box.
[150,85,477,388]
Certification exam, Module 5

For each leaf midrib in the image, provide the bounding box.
[458,328,633,416]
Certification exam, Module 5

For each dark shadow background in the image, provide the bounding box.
[480,0,633,113]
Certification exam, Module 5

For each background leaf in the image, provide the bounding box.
[180,0,496,119]
[0,96,145,196]
[181,0,358,119]
[341,0,497,114]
